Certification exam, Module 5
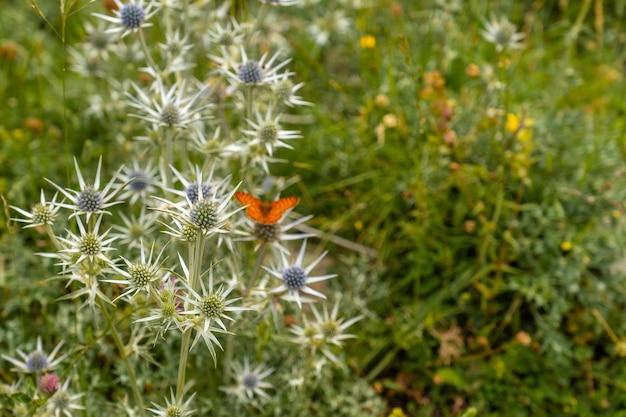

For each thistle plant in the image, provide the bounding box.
[2,0,372,415]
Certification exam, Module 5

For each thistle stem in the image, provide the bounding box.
[138,29,158,74]
[162,129,175,191]
[244,241,266,297]
[175,234,206,401]
[97,297,146,417]
[175,331,192,402]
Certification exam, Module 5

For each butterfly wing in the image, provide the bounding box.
[235,191,299,224]
[264,196,300,224]
[235,192,265,223]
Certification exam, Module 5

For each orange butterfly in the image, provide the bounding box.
[235,191,299,225]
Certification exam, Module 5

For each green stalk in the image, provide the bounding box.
[175,233,206,401]
[175,330,193,402]
[97,296,146,416]
[245,85,255,122]
[162,128,175,191]
[44,225,62,252]
[244,3,268,48]
[244,242,266,297]
[138,29,158,74]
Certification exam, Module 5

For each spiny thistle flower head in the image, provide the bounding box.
[185,182,212,204]
[282,265,306,289]
[167,164,226,204]
[126,71,212,129]
[481,15,525,52]
[239,60,263,83]
[237,205,314,253]
[210,47,291,87]
[93,0,161,38]
[158,30,195,76]
[129,172,149,192]
[11,189,61,228]
[291,302,362,366]
[206,18,245,48]
[46,156,123,220]
[254,222,282,242]
[148,389,196,417]
[160,29,193,58]
[57,215,116,266]
[190,198,218,230]
[45,379,85,416]
[1,337,66,374]
[263,240,336,308]
[242,106,301,156]
[311,302,362,346]
[135,276,184,340]
[68,47,107,78]
[117,159,159,205]
[107,241,168,300]
[156,166,241,236]
[271,72,312,107]
[111,206,159,250]
[219,358,274,402]
[84,20,112,58]
[161,218,201,243]
[179,260,250,362]
[190,126,230,159]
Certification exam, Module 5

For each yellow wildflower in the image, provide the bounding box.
[388,408,407,417]
[360,35,376,49]
[506,113,534,142]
